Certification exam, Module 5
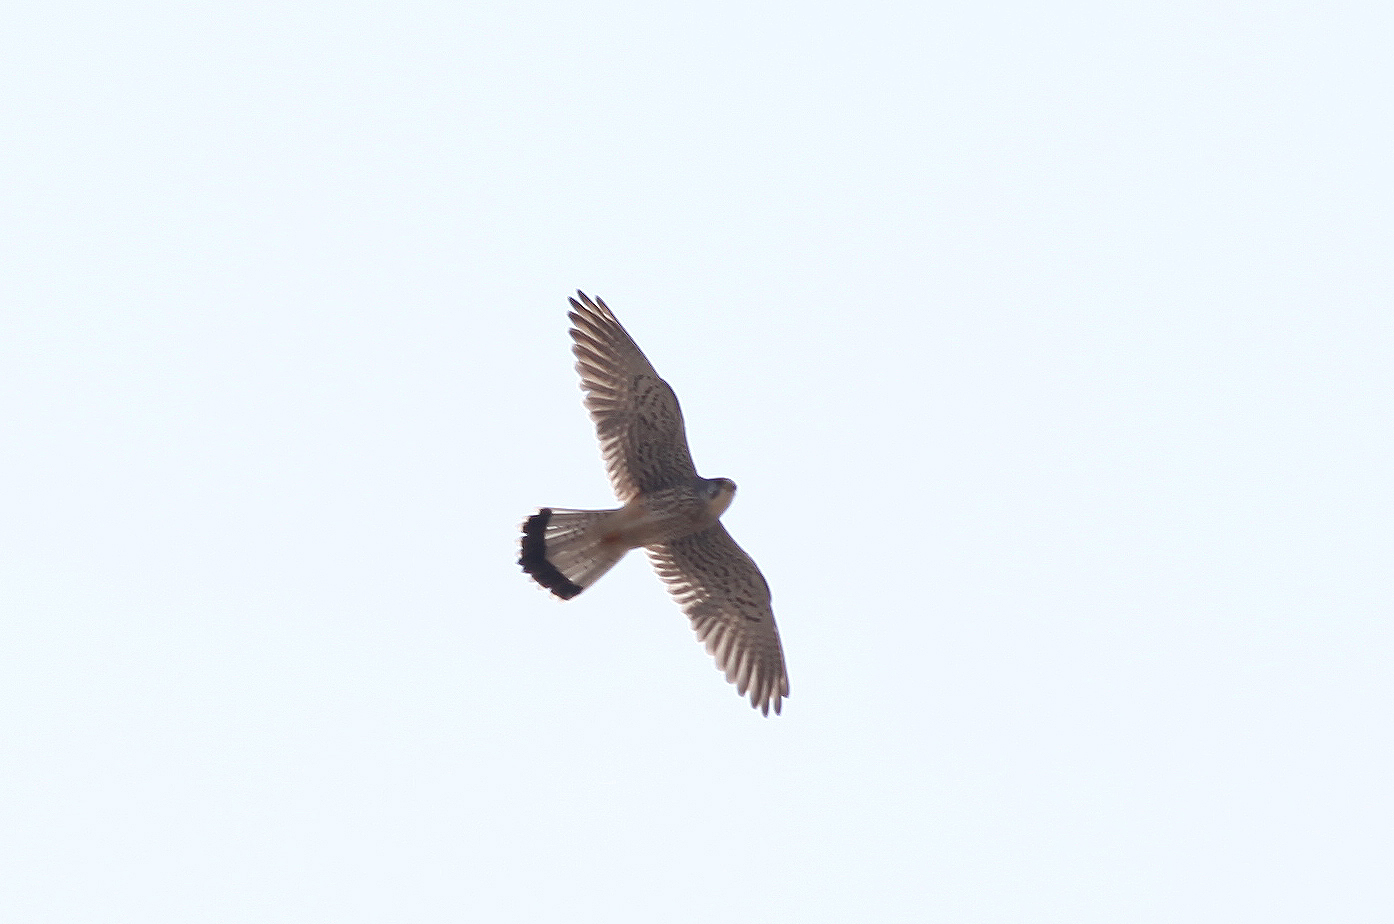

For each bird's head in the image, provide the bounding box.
[702,477,737,519]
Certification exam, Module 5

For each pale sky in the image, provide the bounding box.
[3,2,1391,921]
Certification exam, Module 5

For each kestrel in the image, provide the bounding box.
[519,292,790,715]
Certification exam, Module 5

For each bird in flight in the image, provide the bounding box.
[519,292,789,715]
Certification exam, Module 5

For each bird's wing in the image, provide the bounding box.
[569,292,698,502]
[647,523,789,716]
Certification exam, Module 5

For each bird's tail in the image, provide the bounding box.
[519,507,630,599]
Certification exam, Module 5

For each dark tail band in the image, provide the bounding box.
[519,509,584,599]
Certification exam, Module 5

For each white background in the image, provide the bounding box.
[3,2,1390,921]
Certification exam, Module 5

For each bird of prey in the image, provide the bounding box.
[519,292,789,716]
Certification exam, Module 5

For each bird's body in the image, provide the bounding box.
[519,292,789,715]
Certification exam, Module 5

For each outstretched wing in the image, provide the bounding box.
[568,291,697,502]
[647,524,789,716]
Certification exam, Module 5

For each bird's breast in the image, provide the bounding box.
[612,486,720,547]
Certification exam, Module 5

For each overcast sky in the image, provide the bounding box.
[3,2,1391,921]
